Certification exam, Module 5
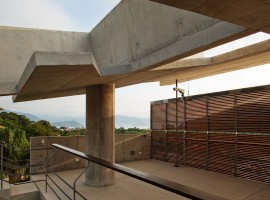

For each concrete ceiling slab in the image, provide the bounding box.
[13,52,103,102]
[2,0,267,102]
[12,39,270,102]
[0,26,91,96]
[150,0,270,34]
[156,40,270,85]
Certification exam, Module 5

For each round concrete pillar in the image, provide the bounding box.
[85,84,115,186]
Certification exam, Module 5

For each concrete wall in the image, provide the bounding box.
[30,134,150,174]
[0,188,10,200]
[115,134,151,163]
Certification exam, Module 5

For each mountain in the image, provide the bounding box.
[0,109,41,122]
[0,110,150,129]
[52,121,84,128]
[40,115,150,128]
[115,115,150,128]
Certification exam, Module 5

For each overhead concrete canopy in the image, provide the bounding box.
[156,39,270,85]
[12,38,270,101]
[150,0,270,34]
[13,52,101,102]
[0,0,267,102]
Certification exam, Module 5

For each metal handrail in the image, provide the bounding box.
[151,129,270,136]
[51,143,228,200]
[0,141,47,189]
[45,148,88,200]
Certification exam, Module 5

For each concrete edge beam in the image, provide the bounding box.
[16,51,100,93]
[0,82,18,96]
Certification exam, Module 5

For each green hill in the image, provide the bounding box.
[0,111,61,141]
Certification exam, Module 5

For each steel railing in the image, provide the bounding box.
[47,143,227,200]
[0,141,50,189]
[45,147,88,200]
[1,140,228,199]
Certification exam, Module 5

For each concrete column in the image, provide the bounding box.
[85,84,115,186]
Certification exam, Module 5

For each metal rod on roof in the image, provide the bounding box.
[176,80,179,164]
[173,82,185,166]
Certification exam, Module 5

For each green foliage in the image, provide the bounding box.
[60,128,86,136]
[115,127,150,134]
[0,112,62,139]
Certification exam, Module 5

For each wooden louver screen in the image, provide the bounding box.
[151,88,270,184]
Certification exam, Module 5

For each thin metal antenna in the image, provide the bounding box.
[176,79,178,135]
[175,79,179,165]
[188,78,190,96]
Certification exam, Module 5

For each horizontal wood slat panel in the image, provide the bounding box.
[151,87,270,184]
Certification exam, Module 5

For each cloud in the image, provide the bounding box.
[0,95,86,118]
[0,0,76,31]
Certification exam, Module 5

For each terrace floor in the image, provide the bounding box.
[32,159,270,200]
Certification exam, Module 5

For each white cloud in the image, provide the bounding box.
[0,0,76,31]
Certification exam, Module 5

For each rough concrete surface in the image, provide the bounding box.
[0,26,90,96]
[0,189,10,200]
[9,183,39,200]
[151,0,270,33]
[85,84,115,186]
[13,52,101,102]
[30,135,150,174]
[0,0,250,98]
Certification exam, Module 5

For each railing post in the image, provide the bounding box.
[165,103,168,161]
[45,157,47,192]
[150,104,153,159]
[73,163,89,200]
[1,142,3,189]
[206,97,209,170]
[233,95,238,177]
[183,95,186,166]
[175,80,179,161]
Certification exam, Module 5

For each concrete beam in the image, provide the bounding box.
[85,84,115,186]
[90,0,249,76]
[0,82,17,96]
[1,0,253,99]
[12,52,102,102]
[150,0,270,34]
[0,26,91,96]
[12,39,270,101]
[154,39,270,85]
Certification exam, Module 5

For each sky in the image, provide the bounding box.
[0,0,270,123]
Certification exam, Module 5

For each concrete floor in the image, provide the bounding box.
[32,160,270,200]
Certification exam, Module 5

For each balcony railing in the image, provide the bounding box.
[48,143,227,200]
[0,141,48,188]
[1,140,227,200]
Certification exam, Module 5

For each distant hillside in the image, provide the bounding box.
[0,110,149,128]
[0,110,41,122]
[116,115,149,128]
[41,115,150,128]
[52,121,84,128]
